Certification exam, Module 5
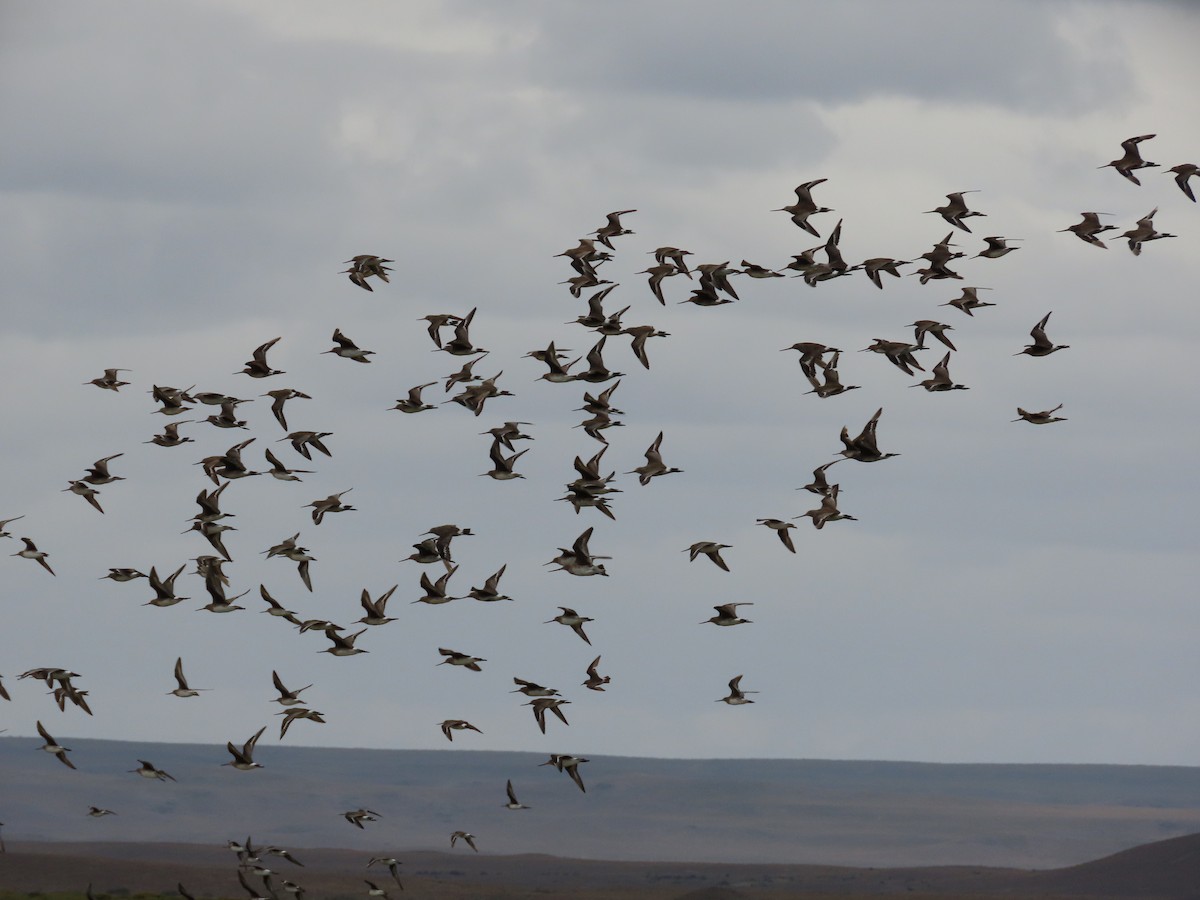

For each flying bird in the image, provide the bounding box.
[1099,133,1158,185]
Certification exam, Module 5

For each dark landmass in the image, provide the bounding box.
[3,831,1200,899]
[3,738,1199,871]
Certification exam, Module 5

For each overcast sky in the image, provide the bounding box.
[1,0,1197,773]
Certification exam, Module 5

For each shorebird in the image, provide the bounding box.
[483,421,534,451]
[637,262,682,305]
[438,648,485,671]
[344,809,380,829]
[146,420,194,447]
[198,581,250,613]
[450,831,478,852]
[261,388,311,430]
[576,381,624,417]
[1099,133,1158,185]
[307,490,355,525]
[225,726,266,770]
[424,522,475,562]
[271,671,312,706]
[1059,212,1118,248]
[390,382,437,413]
[37,720,76,769]
[797,485,857,529]
[281,430,333,460]
[1013,404,1067,425]
[419,313,463,348]
[740,260,783,279]
[546,607,594,644]
[581,655,610,691]
[259,586,301,624]
[1120,207,1177,255]
[685,541,732,571]
[404,537,448,567]
[805,352,860,398]
[358,585,398,625]
[281,544,315,592]
[555,237,604,277]
[650,245,694,275]
[855,257,909,289]
[1016,312,1069,357]
[1166,162,1199,201]
[482,439,528,480]
[263,448,312,482]
[974,236,1020,259]
[696,261,742,300]
[574,335,624,383]
[566,284,619,330]
[81,453,124,485]
[912,260,963,284]
[168,657,208,698]
[525,697,571,734]
[130,759,176,781]
[0,515,25,539]
[444,353,489,392]
[363,879,393,899]
[756,518,796,553]
[513,677,560,697]
[86,368,130,391]
[467,564,513,601]
[774,178,832,236]
[560,272,613,298]
[239,337,284,378]
[277,707,325,739]
[703,603,753,626]
[441,307,485,356]
[575,409,624,444]
[446,370,513,416]
[236,870,273,900]
[627,431,682,484]
[414,565,462,604]
[87,806,116,817]
[204,397,250,429]
[143,564,188,607]
[861,338,925,376]
[541,754,589,792]
[546,526,609,576]
[322,628,368,657]
[367,857,404,887]
[621,323,670,369]
[324,328,375,363]
[838,407,898,462]
[13,537,55,575]
[914,352,969,391]
[592,208,637,249]
[783,341,839,378]
[0,675,9,701]
[440,719,483,742]
[910,320,956,351]
[718,674,758,705]
[64,480,105,513]
[504,780,530,810]
[940,286,995,316]
[925,191,986,232]
[342,254,392,291]
[532,341,581,384]
[185,519,236,562]
[150,384,196,414]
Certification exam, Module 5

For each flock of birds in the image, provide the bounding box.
[0,132,1194,897]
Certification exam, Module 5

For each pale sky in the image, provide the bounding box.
[1,0,1198,770]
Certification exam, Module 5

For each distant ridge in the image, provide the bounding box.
[2,832,1199,898]
[2,736,1199,869]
